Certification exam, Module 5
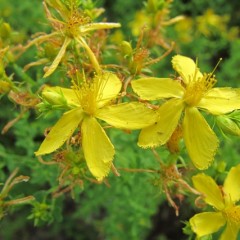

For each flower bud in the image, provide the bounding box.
[146,0,158,13]
[0,22,11,40]
[120,41,133,58]
[0,80,12,94]
[216,160,226,173]
[42,86,67,106]
[146,0,164,13]
[216,115,240,137]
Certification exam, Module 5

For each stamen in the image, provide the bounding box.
[65,10,91,37]
[209,58,222,79]
[183,58,222,106]
[224,206,240,224]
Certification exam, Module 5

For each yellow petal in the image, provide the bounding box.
[131,78,184,100]
[183,107,219,169]
[81,117,115,181]
[171,55,203,85]
[192,173,225,210]
[190,212,225,237]
[224,164,240,203]
[220,223,239,240]
[138,99,184,148]
[58,87,80,106]
[198,88,240,115]
[80,23,121,33]
[35,108,83,155]
[96,72,122,108]
[43,37,71,78]
[96,102,157,129]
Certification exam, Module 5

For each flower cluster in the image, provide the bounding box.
[35,52,240,238]
[3,0,240,237]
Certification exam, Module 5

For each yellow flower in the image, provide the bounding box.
[35,72,157,181]
[132,55,240,169]
[196,9,228,37]
[190,165,240,239]
[25,0,120,77]
[129,10,151,36]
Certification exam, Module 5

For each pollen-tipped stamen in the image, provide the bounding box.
[224,206,240,225]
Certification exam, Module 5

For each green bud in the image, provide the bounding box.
[64,151,79,163]
[42,86,67,106]
[146,0,158,13]
[0,80,12,94]
[216,160,226,173]
[228,110,240,127]
[146,0,165,13]
[0,23,11,40]
[120,41,133,57]
[36,102,44,108]
[216,115,240,137]
[72,166,81,175]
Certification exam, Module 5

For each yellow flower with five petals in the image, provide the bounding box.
[132,55,240,169]
[35,72,157,181]
[190,164,240,239]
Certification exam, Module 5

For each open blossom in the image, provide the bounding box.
[35,72,157,181]
[190,164,240,239]
[132,55,240,169]
[25,0,120,77]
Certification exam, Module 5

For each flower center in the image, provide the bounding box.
[66,10,91,37]
[224,206,240,225]
[73,75,103,116]
[183,72,216,107]
[79,82,98,116]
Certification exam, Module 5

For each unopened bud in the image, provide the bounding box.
[0,80,12,94]
[146,0,158,12]
[120,41,133,57]
[216,160,226,173]
[216,115,240,137]
[0,22,11,40]
[146,0,164,13]
[42,86,67,106]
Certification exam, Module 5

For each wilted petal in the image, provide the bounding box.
[96,102,157,129]
[190,212,225,237]
[131,78,184,100]
[43,37,71,78]
[183,107,219,170]
[198,88,240,115]
[96,72,122,108]
[224,164,240,203]
[171,55,203,85]
[192,173,225,210]
[138,98,184,148]
[81,116,115,181]
[35,108,83,155]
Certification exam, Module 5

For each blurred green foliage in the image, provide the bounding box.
[0,0,240,239]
